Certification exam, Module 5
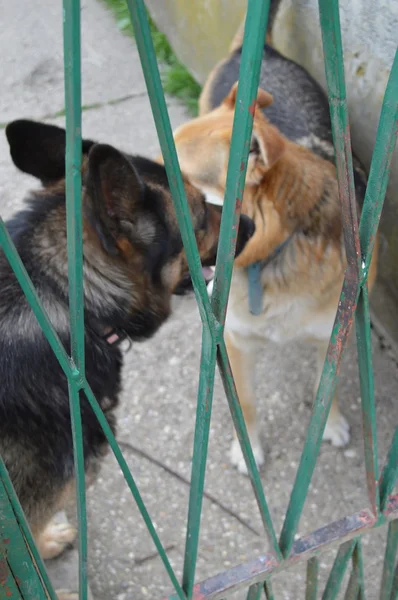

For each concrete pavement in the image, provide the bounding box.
[0,0,397,598]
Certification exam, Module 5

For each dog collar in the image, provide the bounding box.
[247,235,294,316]
[101,327,129,347]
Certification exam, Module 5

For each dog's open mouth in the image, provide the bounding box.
[174,266,214,296]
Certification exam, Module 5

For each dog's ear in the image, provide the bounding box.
[84,144,147,255]
[223,82,274,111]
[250,123,286,171]
[5,120,95,184]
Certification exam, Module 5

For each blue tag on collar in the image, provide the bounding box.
[247,261,263,315]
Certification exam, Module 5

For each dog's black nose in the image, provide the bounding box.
[236,214,255,257]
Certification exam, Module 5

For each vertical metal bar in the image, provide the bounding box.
[306,557,319,600]
[82,383,185,600]
[217,339,281,560]
[279,276,357,556]
[380,428,398,512]
[67,382,88,600]
[182,329,217,597]
[359,49,398,271]
[125,0,214,328]
[280,0,372,555]
[390,564,398,600]
[355,539,366,600]
[356,51,398,518]
[322,540,356,600]
[355,285,379,516]
[344,540,365,600]
[317,0,361,277]
[63,1,88,598]
[263,579,275,600]
[63,0,85,373]
[0,459,57,599]
[380,520,398,600]
[247,583,263,600]
[210,0,271,326]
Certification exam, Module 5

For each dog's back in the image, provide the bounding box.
[200,43,368,204]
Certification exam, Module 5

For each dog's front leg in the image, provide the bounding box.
[225,330,264,474]
[314,340,350,447]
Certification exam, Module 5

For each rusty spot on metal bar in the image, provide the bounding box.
[248,99,257,117]
[0,559,8,584]
[326,275,357,367]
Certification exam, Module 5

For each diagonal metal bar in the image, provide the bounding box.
[182,329,217,597]
[279,275,358,556]
[0,219,76,379]
[82,381,186,600]
[380,428,398,512]
[306,557,319,600]
[217,338,281,560]
[355,285,380,516]
[318,0,361,278]
[380,520,398,600]
[210,0,271,326]
[125,0,214,330]
[359,49,398,270]
[66,382,88,600]
[322,539,356,600]
[63,2,88,598]
[0,461,57,600]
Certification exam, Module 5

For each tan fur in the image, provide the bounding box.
[172,85,379,473]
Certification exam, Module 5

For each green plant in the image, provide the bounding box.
[101,0,201,115]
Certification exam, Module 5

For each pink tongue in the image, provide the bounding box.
[202,267,215,281]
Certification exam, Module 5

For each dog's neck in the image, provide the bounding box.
[263,142,337,218]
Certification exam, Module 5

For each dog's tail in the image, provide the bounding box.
[229,0,283,53]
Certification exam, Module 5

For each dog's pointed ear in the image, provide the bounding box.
[223,82,274,110]
[250,124,286,171]
[84,144,145,255]
[5,120,95,184]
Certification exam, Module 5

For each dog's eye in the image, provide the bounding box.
[249,136,260,155]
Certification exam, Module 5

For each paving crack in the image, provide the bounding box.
[0,90,148,129]
[116,439,261,538]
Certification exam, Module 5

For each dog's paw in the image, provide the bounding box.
[229,438,264,475]
[57,591,79,600]
[323,412,350,447]
[38,521,77,560]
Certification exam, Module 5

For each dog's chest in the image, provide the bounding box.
[223,268,335,343]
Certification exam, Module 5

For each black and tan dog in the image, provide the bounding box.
[0,119,254,593]
[170,36,379,473]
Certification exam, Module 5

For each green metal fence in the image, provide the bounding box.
[0,0,397,598]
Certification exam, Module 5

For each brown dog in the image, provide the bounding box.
[171,74,378,473]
